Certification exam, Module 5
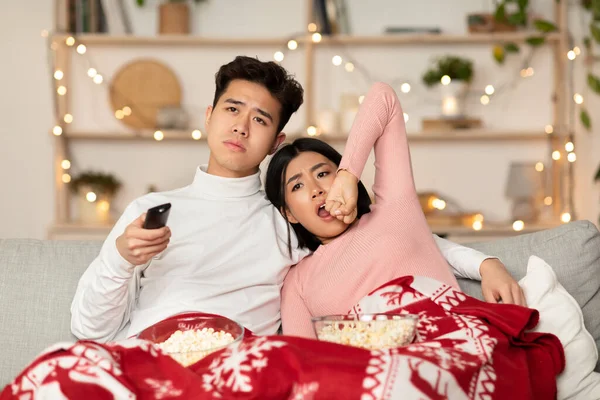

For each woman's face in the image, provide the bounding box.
[283,151,349,244]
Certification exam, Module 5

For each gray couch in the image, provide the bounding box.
[1,220,600,384]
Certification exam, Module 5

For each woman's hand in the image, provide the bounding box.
[480,258,527,306]
[325,170,359,225]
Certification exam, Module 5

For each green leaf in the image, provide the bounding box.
[534,19,558,32]
[495,4,507,22]
[504,42,520,52]
[526,36,546,46]
[136,0,144,6]
[518,0,529,10]
[595,164,600,182]
[591,22,600,43]
[584,36,592,49]
[588,74,600,94]
[581,108,592,130]
[508,12,527,26]
[493,45,506,63]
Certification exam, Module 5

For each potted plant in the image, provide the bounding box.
[70,171,122,224]
[136,0,207,35]
[422,56,474,118]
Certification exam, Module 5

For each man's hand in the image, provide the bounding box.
[116,213,171,266]
[480,258,526,306]
[325,170,359,225]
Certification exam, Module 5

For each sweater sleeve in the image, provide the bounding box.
[281,267,316,339]
[433,234,498,281]
[70,201,144,342]
[338,82,414,205]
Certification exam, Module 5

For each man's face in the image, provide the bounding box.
[205,79,286,178]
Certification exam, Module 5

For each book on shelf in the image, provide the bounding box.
[64,0,132,34]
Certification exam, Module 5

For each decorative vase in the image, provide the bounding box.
[159,2,190,35]
[440,81,468,118]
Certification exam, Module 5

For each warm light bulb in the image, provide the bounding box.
[192,129,202,140]
[441,75,451,85]
[41,30,49,38]
[535,162,544,172]
[312,33,322,43]
[154,130,164,141]
[93,74,103,84]
[431,198,446,210]
[480,95,490,105]
[287,40,298,50]
[403,113,409,123]
[61,159,71,170]
[568,152,577,162]
[544,196,553,206]
[86,192,97,202]
[54,70,64,80]
[97,200,110,212]
[344,62,354,72]
[57,86,67,95]
[308,23,317,32]
[401,83,411,93]
[567,50,576,60]
[62,173,71,183]
[526,67,534,76]
[545,124,554,134]
[274,51,284,62]
[561,212,571,223]
[513,220,525,231]
[573,46,581,55]
[65,36,75,46]
[552,150,561,160]
[472,220,483,231]
[485,85,495,95]
[332,55,342,66]
[52,125,63,136]
[574,93,583,104]
[307,126,318,137]
[122,106,132,116]
[358,95,365,104]
[565,142,574,152]
[115,110,124,120]
[63,113,73,124]
[76,44,86,54]
[87,68,97,78]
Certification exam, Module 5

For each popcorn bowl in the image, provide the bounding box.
[311,313,418,350]
[138,312,244,367]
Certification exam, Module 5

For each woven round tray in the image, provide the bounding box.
[109,59,182,129]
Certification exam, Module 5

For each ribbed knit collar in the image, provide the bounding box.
[191,165,261,198]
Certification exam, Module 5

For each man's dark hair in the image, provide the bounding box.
[265,138,372,255]
[213,56,304,133]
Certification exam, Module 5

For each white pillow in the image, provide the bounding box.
[519,255,600,400]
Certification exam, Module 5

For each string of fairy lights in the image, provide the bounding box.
[44,9,586,230]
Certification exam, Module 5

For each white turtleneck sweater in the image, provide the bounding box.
[71,165,492,342]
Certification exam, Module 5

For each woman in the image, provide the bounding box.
[265,82,525,338]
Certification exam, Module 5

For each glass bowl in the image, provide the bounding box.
[311,313,418,350]
[138,312,244,367]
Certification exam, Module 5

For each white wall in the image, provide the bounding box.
[0,0,598,239]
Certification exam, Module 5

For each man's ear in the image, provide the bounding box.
[269,132,287,155]
[204,105,213,132]
[283,206,298,224]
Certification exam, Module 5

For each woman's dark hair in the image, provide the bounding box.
[213,56,304,133]
[265,138,372,255]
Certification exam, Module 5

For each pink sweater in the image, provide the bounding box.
[281,82,460,338]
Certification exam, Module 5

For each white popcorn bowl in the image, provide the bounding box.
[311,313,418,350]
[137,312,244,367]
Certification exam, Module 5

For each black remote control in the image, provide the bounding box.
[143,203,171,229]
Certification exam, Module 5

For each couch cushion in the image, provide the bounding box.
[457,220,600,371]
[0,239,102,384]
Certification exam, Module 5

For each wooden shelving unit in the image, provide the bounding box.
[49,1,571,240]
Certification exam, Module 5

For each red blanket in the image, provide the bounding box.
[2,276,564,399]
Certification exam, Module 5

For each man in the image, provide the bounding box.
[71,56,308,341]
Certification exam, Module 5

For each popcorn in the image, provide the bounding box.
[315,317,416,350]
[157,328,235,366]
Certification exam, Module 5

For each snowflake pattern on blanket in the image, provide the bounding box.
[1,275,564,400]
